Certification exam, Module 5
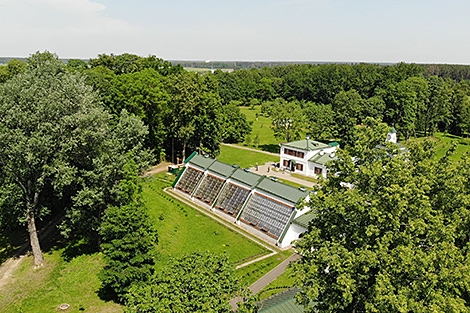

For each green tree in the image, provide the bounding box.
[292,138,470,312]
[107,68,169,160]
[99,161,158,302]
[125,252,241,312]
[304,103,336,141]
[220,101,252,143]
[0,58,27,83]
[0,52,150,265]
[268,98,304,142]
[165,72,223,161]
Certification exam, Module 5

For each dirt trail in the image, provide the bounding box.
[143,162,173,176]
[0,215,64,289]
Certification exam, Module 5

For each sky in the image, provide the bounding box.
[1,0,470,64]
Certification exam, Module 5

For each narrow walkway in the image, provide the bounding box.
[229,253,301,310]
[249,253,301,295]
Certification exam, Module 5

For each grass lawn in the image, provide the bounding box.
[143,172,269,269]
[239,106,281,153]
[217,144,278,169]
[0,251,122,313]
[407,132,470,162]
[236,249,294,286]
[258,269,296,301]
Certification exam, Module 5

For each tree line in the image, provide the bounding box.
[214,63,470,144]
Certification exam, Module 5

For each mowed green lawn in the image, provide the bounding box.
[143,173,269,268]
[0,251,122,313]
[239,106,281,153]
[217,145,278,169]
[0,172,270,312]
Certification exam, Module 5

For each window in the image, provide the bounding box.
[194,174,225,205]
[214,183,250,216]
[295,163,303,171]
[175,167,204,194]
[240,193,294,239]
[283,148,304,159]
[314,167,323,175]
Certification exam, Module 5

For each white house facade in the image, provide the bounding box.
[279,139,339,178]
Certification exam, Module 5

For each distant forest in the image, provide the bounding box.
[3,53,470,161]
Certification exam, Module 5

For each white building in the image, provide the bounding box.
[279,138,339,178]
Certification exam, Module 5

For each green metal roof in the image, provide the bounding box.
[188,154,216,170]
[257,288,305,313]
[207,160,236,178]
[292,212,316,229]
[282,139,330,152]
[309,152,337,165]
[328,141,340,147]
[230,168,263,188]
[256,177,309,204]
[390,127,397,133]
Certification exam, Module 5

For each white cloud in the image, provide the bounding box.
[0,0,143,58]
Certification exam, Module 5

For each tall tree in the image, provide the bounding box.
[267,98,304,142]
[99,160,158,303]
[125,252,241,312]
[292,138,470,312]
[0,52,150,265]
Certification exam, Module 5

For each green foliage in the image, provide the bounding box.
[0,51,152,265]
[220,101,252,143]
[125,252,241,312]
[265,98,304,142]
[292,135,470,312]
[99,167,158,302]
[106,68,169,159]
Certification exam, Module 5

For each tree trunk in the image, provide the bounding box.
[27,209,44,266]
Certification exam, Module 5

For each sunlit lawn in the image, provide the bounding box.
[0,251,122,313]
[239,106,281,153]
[217,144,278,169]
[143,173,269,269]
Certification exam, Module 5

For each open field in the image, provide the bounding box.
[239,106,281,153]
[0,251,122,313]
[217,144,278,169]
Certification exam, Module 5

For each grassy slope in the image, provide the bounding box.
[217,145,278,169]
[143,173,268,268]
[0,172,273,311]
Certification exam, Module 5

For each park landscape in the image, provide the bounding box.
[1,52,470,312]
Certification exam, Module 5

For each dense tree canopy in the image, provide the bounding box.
[291,135,470,312]
[125,252,241,312]
[0,52,151,265]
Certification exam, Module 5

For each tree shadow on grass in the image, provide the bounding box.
[61,237,100,262]
[258,144,280,154]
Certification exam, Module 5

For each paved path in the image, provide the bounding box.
[222,143,317,188]
[248,253,301,294]
[250,162,318,188]
[230,253,301,310]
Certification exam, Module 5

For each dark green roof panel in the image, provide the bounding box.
[188,154,216,170]
[292,212,316,229]
[230,168,263,187]
[208,160,236,178]
[282,139,329,152]
[257,288,305,313]
[309,152,337,165]
[256,177,308,204]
